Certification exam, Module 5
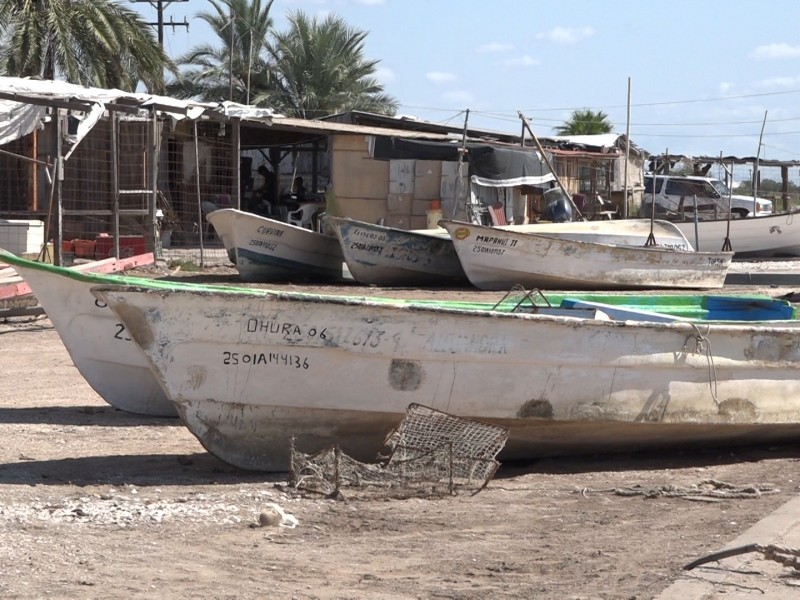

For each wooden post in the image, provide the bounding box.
[194,121,204,268]
[111,111,120,258]
[781,165,789,212]
[232,117,241,210]
[29,130,38,211]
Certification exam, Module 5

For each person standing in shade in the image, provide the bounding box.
[292,176,307,202]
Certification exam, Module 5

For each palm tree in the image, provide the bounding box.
[0,0,173,92]
[554,109,613,135]
[260,11,397,118]
[167,0,276,104]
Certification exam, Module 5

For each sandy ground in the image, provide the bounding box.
[3,272,800,599]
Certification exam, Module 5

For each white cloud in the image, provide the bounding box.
[536,26,595,44]
[427,71,457,84]
[751,43,800,60]
[754,75,800,88]
[442,90,475,106]
[477,42,513,53]
[719,82,734,95]
[374,66,395,85]
[503,55,541,68]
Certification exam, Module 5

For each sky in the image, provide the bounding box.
[132,0,800,182]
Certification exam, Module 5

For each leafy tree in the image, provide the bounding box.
[260,11,397,118]
[167,0,276,104]
[555,109,613,135]
[0,0,173,92]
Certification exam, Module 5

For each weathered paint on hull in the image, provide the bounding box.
[207,208,347,282]
[675,211,800,257]
[175,398,800,471]
[11,263,175,416]
[441,220,732,291]
[329,217,467,286]
[96,286,800,471]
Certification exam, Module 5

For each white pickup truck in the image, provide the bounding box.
[644,174,773,217]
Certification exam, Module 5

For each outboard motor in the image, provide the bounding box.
[543,188,574,222]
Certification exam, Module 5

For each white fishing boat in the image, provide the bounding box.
[206,208,349,282]
[673,211,800,257]
[441,220,732,291]
[327,216,468,286]
[328,216,693,287]
[0,249,175,416]
[94,283,800,472]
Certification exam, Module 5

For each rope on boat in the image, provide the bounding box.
[685,323,718,404]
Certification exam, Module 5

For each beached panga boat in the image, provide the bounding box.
[206,208,349,282]
[93,281,800,472]
[0,248,176,416]
[327,216,468,287]
[328,216,695,288]
[673,210,800,257]
[441,220,733,291]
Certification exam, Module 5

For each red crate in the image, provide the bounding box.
[94,235,147,259]
[73,239,96,258]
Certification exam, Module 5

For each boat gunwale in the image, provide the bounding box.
[90,283,800,333]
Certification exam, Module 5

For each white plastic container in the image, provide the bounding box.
[0,219,45,255]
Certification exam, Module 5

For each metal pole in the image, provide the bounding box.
[518,111,583,220]
[458,109,471,221]
[55,110,63,266]
[111,112,120,258]
[194,121,204,268]
[148,109,159,258]
[228,6,235,102]
[753,110,767,215]
[623,77,631,219]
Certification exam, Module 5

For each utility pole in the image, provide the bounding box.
[130,0,189,47]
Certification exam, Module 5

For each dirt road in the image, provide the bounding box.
[2,302,800,598]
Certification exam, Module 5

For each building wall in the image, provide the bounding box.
[329,135,460,230]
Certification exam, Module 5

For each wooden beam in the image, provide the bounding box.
[0,252,155,301]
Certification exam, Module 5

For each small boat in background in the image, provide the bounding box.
[207,208,349,283]
[673,211,800,257]
[328,216,467,286]
[328,216,695,287]
[441,220,733,291]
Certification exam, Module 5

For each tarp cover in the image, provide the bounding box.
[0,76,281,147]
[371,136,554,187]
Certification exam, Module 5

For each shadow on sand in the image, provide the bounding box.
[0,452,282,487]
[0,405,178,427]
[497,443,800,479]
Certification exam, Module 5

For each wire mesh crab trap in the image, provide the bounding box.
[289,403,509,498]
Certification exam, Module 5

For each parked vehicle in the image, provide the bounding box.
[644,174,773,217]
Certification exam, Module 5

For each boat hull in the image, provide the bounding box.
[96,286,800,471]
[11,263,175,416]
[441,220,732,291]
[329,217,467,286]
[174,398,800,471]
[674,211,800,257]
[207,209,347,282]
[498,218,694,250]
